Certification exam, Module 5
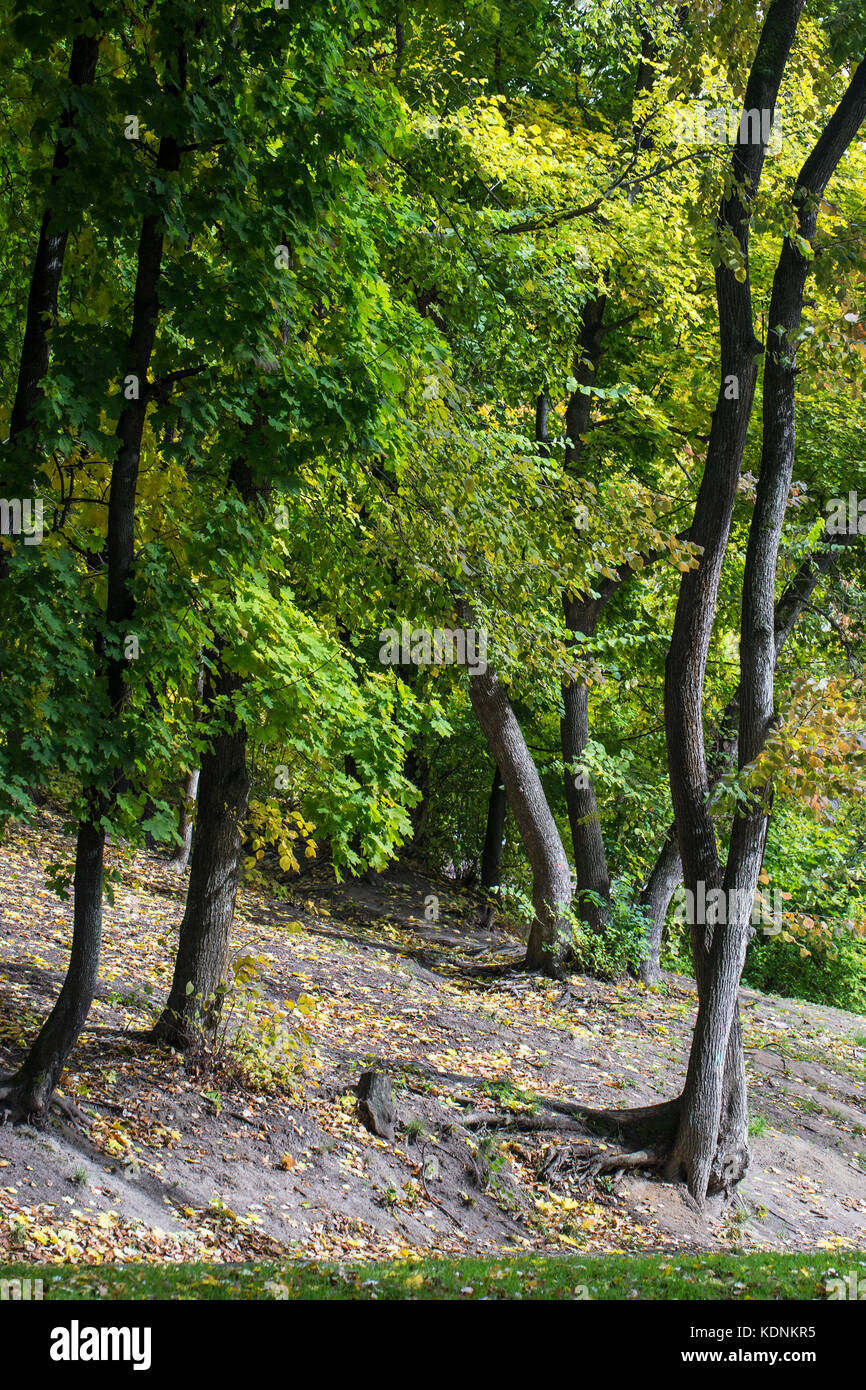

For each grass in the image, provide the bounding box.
[2,1252,863,1301]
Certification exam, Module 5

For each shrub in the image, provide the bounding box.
[178,950,318,1095]
[570,882,650,979]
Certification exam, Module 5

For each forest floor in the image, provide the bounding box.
[0,808,864,1267]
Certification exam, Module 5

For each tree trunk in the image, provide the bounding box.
[465,659,572,976]
[0,813,104,1117]
[8,29,100,451]
[666,29,864,1203]
[480,763,507,892]
[557,2,804,1199]
[559,296,613,930]
[403,744,431,852]
[638,830,682,984]
[150,444,267,1048]
[150,652,249,1048]
[169,766,200,872]
[562,599,611,933]
[169,660,205,870]
[638,528,857,984]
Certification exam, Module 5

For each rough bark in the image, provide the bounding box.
[356,1067,396,1141]
[149,434,267,1049]
[150,650,250,1048]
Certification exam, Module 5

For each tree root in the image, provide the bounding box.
[539,1142,665,1186]
[0,1078,87,1128]
[460,1093,691,1195]
[0,1080,44,1126]
[461,1095,683,1150]
[538,1095,682,1147]
[462,1111,587,1134]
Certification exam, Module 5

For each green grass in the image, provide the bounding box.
[2,1251,863,1300]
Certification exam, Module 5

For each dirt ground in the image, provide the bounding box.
[0,811,864,1264]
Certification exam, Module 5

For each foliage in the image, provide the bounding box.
[177,951,318,1097]
[571,883,650,979]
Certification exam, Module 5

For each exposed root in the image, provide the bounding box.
[0,1080,46,1127]
[0,1073,87,1128]
[461,1095,683,1151]
[539,1141,664,1185]
[538,1095,682,1148]
[462,1111,586,1134]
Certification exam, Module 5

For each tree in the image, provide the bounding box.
[568,3,866,1204]
[0,102,184,1115]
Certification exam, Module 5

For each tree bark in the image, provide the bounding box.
[169,660,205,870]
[150,441,267,1046]
[562,597,612,933]
[169,766,200,872]
[150,651,249,1048]
[564,1,805,1199]
[0,812,104,1117]
[638,831,683,985]
[666,27,865,1204]
[559,295,614,931]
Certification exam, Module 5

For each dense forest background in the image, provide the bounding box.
[1,0,866,1213]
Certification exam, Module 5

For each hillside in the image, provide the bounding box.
[0,811,863,1265]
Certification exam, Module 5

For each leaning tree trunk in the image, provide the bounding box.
[0,131,182,1119]
[638,527,858,984]
[638,830,683,984]
[0,812,105,1116]
[150,652,249,1048]
[465,657,573,976]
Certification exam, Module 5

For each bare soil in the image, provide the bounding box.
[0,812,864,1263]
